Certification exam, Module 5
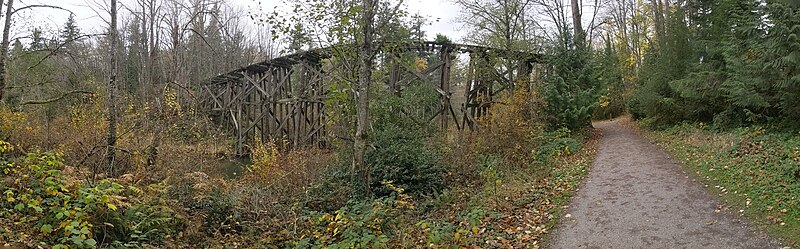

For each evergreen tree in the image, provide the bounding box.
[29,28,47,51]
[543,28,601,130]
[60,14,80,42]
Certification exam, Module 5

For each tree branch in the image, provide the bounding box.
[11,4,74,16]
[26,33,106,70]
[19,90,94,106]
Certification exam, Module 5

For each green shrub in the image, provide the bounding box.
[303,161,352,212]
[195,190,244,236]
[365,85,444,198]
[293,200,391,248]
[366,123,444,197]
[535,128,581,162]
[0,143,179,248]
[292,184,415,248]
[414,206,494,247]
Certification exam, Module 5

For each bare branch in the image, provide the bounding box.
[19,90,94,106]
[11,4,74,16]
[25,33,107,71]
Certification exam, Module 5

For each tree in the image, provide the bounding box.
[264,0,407,197]
[571,0,584,47]
[453,0,538,51]
[60,14,81,42]
[626,0,800,127]
[106,0,119,172]
[650,0,666,47]
[353,0,376,197]
[543,28,601,130]
[0,1,74,102]
[0,0,14,102]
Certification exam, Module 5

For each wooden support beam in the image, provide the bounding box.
[390,59,400,96]
[439,45,451,130]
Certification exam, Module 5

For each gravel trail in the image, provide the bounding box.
[548,120,780,249]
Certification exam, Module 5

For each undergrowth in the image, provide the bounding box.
[0,84,599,248]
[0,143,181,248]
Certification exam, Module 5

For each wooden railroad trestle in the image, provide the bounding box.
[201,41,543,154]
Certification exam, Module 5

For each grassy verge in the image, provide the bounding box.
[641,122,800,246]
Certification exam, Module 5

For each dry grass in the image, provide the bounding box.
[0,102,234,182]
[242,139,337,204]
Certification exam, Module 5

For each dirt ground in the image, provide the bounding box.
[548,120,781,249]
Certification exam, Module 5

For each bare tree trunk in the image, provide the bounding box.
[106,0,119,173]
[571,0,584,47]
[139,0,149,103]
[651,0,666,45]
[146,0,160,170]
[353,0,375,197]
[0,0,13,102]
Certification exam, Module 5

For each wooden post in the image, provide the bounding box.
[235,75,244,155]
[439,45,451,130]
[481,51,492,119]
[390,58,401,96]
[516,60,532,89]
[463,51,477,131]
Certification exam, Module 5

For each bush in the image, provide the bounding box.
[363,84,445,198]
[367,124,444,197]
[442,83,551,190]
[291,183,415,248]
[471,83,545,170]
[293,200,392,248]
[0,144,179,248]
[535,128,581,161]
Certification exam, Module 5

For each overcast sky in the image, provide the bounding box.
[5,0,467,43]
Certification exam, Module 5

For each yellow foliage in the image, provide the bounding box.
[415,57,428,71]
[474,84,547,172]
[0,140,13,155]
[164,88,182,116]
[382,180,415,210]
[249,139,283,181]
[0,106,45,151]
[598,95,610,108]
[244,139,333,192]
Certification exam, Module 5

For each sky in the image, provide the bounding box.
[5,0,467,43]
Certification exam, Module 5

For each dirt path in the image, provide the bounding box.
[548,120,780,249]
